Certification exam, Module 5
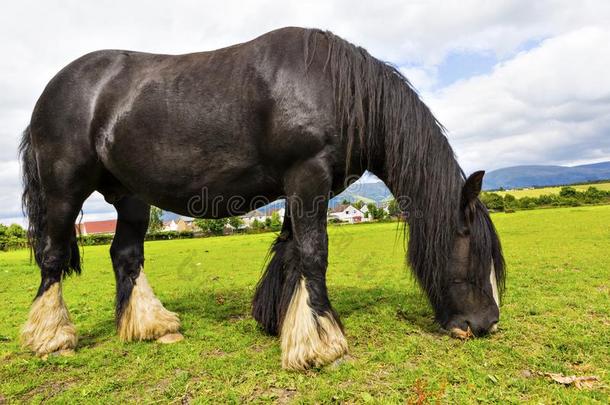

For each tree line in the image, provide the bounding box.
[4,186,607,251]
[480,186,610,212]
[0,223,27,251]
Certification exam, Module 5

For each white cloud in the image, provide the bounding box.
[399,66,438,93]
[427,26,610,173]
[0,160,22,222]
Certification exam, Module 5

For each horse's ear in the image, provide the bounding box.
[462,170,485,208]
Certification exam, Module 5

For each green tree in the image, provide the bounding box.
[228,216,244,229]
[148,206,164,233]
[387,199,401,217]
[503,194,517,211]
[341,198,351,205]
[537,194,550,206]
[194,218,228,235]
[353,200,365,210]
[584,186,603,203]
[269,211,282,231]
[559,186,577,198]
[0,223,27,251]
[6,224,26,238]
[366,203,386,220]
[0,224,7,250]
[519,196,538,209]
[480,192,504,211]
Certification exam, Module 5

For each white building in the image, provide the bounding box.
[328,204,369,224]
[162,217,196,232]
[241,207,285,227]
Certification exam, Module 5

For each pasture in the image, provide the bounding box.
[1,206,609,403]
[496,182,610,198]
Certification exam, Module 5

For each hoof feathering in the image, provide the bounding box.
[118,272,180,341]
[281,279,348,370]
[21,283,78,356]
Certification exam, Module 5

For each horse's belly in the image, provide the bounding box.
[101,146,282,218]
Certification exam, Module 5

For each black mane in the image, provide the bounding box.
[305,30,505,306]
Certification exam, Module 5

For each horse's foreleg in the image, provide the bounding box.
[278,157,348,370]
[111,196,181,343]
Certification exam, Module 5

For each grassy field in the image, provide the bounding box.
[495,182,610,198]
[1,206,609,403]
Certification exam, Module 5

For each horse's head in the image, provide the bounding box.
[436,171,505,338]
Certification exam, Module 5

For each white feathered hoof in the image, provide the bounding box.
[280,279,348,370]
[21,282,78,356]
[117,271,181,342]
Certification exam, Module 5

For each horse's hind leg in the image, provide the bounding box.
[21,195,85,356]
[276,157,348,370]
[111,196,182,343]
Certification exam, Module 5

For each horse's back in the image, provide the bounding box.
[29,27,339,211]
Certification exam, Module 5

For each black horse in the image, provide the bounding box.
[19,27,504,369]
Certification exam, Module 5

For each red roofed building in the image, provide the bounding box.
[76,220,117,235]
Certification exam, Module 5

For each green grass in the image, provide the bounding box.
[496,182,610,198]
[1,206,609,403]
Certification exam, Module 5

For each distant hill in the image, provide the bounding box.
[330,180,393,207]
[484,161,610,190]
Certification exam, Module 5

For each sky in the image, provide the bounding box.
[1,0,610,225]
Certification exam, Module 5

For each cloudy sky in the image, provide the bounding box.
[1,0,610,225]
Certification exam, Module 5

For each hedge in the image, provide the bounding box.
[480,186,610,213]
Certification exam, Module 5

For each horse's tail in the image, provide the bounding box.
[19,125,81,275]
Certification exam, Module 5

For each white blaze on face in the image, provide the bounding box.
[490,261,500,308]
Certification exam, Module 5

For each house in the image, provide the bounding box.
[76,219,117,235]
[162,217,196,232]
[163,220,178,231]
[328,204,369,224]
[240,207,285,228]
[241,210,267,227]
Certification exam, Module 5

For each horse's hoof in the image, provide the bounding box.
[157,332,184,344]
[450,327,474,340]
[331,354,352,368]
[41,349,75,360]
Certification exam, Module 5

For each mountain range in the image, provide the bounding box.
[331,161,610,202]
[483,161,610,190]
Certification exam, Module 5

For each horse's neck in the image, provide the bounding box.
[369,136,463,219]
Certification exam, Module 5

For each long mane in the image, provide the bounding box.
[304,29,505,307]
